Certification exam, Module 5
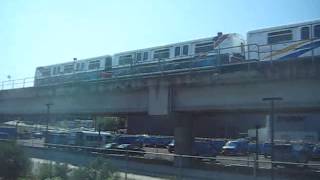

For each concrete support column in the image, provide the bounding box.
[148,80,172,115]
[173,114,194,167]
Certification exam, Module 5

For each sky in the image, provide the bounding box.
[0,0,319,81]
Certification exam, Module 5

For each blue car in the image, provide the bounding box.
[222,139,249,156]
[312,144,320,160]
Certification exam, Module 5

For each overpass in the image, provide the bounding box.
[1,58,320,166]
[0,59,319,115]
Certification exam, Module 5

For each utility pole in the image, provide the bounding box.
[262,97,283,180]
[45,103,53,144]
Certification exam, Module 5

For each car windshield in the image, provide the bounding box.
[226,142,238,147]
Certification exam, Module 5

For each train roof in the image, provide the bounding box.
[36,54,111,69]
[114,33,243,56]
[247,19,320,35]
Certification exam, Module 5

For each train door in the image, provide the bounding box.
[102,56,112,78]
[311,23,320,57]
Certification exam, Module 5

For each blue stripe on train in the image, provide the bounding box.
[279,40,320,60]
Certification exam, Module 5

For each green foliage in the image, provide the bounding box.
[70,158,119,180]
[37,163,52,180]
[96,117,125,132]
[37,162,70,180]
[0,141,31,180]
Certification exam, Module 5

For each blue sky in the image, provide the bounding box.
[0,0,319,81]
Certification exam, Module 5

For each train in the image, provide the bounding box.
[34,19,320,86]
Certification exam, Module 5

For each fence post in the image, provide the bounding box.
[257,44,261,61]
[23,78,26,88]
[178,154,182,180]
[311,38,314,66]
[12,80,14,89]
[125,149,128,180]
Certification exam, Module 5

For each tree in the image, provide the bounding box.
[96,117,125,132]
[37,162,70,180]
[70,158,119,180]
[0,141,31,180]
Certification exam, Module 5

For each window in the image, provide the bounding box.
[301,27,310,40]
[136,52,142,62]
[88,60,100,70]
[40,68,51,77]
[76,63,80,71]
[153,49,170,59]
[195,42,214,53]
[143,52,148,61]
[119,55,133,65]
[63,64,73,73]
[80,63,85,70]
[314,25,320,38]
[182,45,189,55]
[53,67,57,75]
[267,30,292,44]
[174,47,180,57]
[105,57,112,70]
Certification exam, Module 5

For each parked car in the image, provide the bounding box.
[32,132,43,139]
[312,144,320,160]
[102,143,119,154]
[116,144,145,156]
[222,139,249,156]
[273,144,310,168]
[114,135,144,147]
[168,140,175,153]
[167,139,219,159]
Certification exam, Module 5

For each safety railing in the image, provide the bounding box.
[1,138,319,180]
[1,38,318,91]
[1,77,34,90]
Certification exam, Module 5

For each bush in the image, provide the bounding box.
[37,162,70,180]
[0,141,31,180]
[70,158,119,180]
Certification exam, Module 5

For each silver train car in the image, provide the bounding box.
[33,19,320,86]
[112,33,245,76]
[34,55,112,86]
[247,19,320,61]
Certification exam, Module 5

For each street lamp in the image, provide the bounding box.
[262,97,283,180]
[45,103,53,143]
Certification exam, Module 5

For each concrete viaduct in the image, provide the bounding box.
[1,58,320,166]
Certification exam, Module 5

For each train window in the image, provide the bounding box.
[314,25,320,38]
[136,52,142,62]
[301,27,310,40]
[53,67,57,75]
[153,49,170,59]
[88,60,100,70]
[195,42,214,53]
[63,64,73,73]
[175,47,180,57]
[105,57,112,70]
[76,63,80,71]
[119,55,133,65]
[182,45,189,55]
[267,30,292,44]
[143,52,148,61]
[40,68,51,77]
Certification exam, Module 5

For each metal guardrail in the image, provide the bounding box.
[1,138,319,180]
[0,39,318,91]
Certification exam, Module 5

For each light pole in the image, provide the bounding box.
[262,97,283,180]
[73,58,77,83]
[15,120,20,140]
[45,103,53,143]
